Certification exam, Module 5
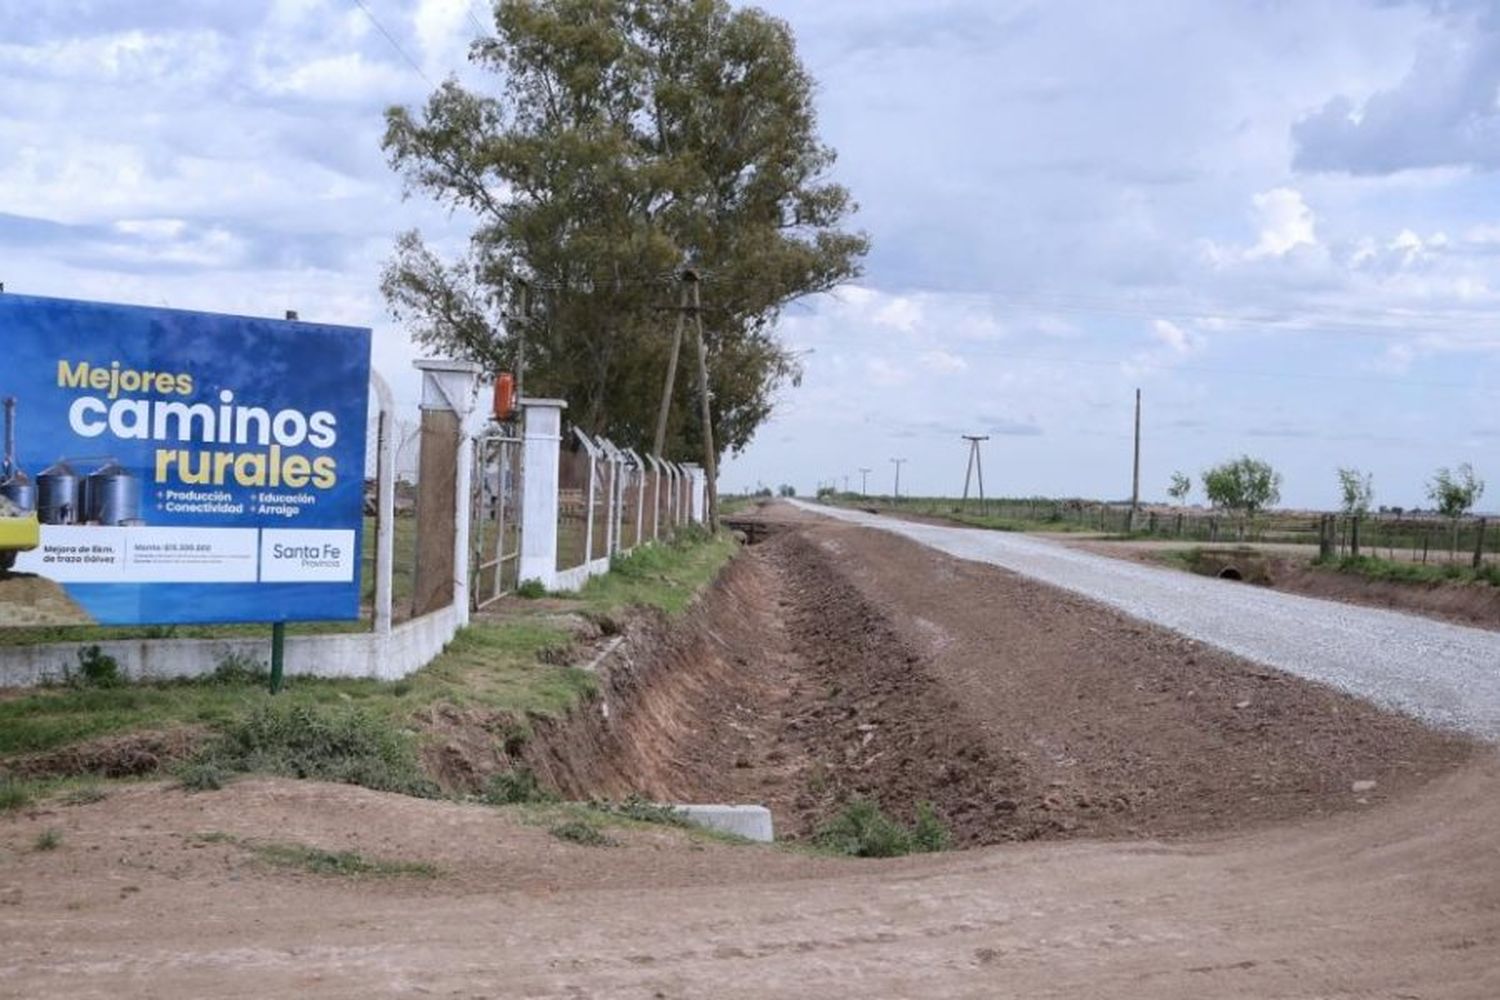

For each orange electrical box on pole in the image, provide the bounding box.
[492,372,516,422]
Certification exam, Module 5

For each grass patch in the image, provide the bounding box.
[187,701,439,798]
[249,841,438,878]
[581,527,738,615]
[191,832,438,878]
[0,621,579,763]
[1315,554,1500,588]
[33,828,62,851]
[515,579,548,599]
[814,799,952,858]
[549,818,617,847]
[59,784,108,806]
[481,767,555,805]
[0,778,35,813]
[590,793,690,828]
[176,761,230,792]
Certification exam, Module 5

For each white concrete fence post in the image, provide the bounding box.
[625,448,645,548]
[369,371,397,636]
[682,462,705,524]
[600,438,623,555]
[519,398,567,591]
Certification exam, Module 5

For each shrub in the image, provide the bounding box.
[34,828,62,851]
[68,646,122,689]
[516,579,548,599]
[206,653,268,686]
[814,799,913,858]
[482,768,554,805]
[911,802,951,853]
[191,702,439,798]
[815,799,952,858]
[176,761,229,793]
[549,819,615,847]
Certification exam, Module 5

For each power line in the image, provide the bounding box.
[810,341,1490,391]
[351,0,432,86]
[466,1,490,38]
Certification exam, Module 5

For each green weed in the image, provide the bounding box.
[814,799,952,858]
[549,819,616,847]
[59,785,108,806]
[249,841,438,878]
[33,828,61,852]
[176,761,229,793]
[0,778,34,813]
[482,768,554,805]
[67,646,122,689]
[593,794,689,827]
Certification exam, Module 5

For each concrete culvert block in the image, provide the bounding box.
[675,804,774,843]
[1218,566,1243,581]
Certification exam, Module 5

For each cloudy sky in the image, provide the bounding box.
[4,1,1500,508]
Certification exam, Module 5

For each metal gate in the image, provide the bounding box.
[472,431,523,610]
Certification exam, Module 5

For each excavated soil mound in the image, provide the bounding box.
[508,514,1475,846]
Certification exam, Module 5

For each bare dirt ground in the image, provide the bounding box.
[1073,536,1500,630]
[3,501,1497,998]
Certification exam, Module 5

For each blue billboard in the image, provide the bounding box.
[0,293,371,626]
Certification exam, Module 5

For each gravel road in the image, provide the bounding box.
[794,501,1500,741]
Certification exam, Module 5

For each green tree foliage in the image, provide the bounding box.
[1427,463,1484,556]
[1336,467,1374,516]
[381,0,868,459]
[1202,456,1282,519]
[1167,471,1191,504]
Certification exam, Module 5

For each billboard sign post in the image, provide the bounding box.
[0,293,372,630]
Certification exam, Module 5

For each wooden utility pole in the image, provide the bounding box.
[1130,387,1142,530]
[688,272,719,530]
[890,457,906,501]
[859,467,871,495]
[961,435,989,515]
[651,276,690,458]
[507,279,531,402]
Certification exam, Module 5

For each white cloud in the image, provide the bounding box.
[864,357,911,387]
[262,51,413,102]
[1150,318,1195,354]
[873,296,922,332]
[1247,187,1318,258]
[413,0,473,71]
[919,349,968,373]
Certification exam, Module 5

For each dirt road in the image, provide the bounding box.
[3,505,1498,998]
[796,500,1500,739]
